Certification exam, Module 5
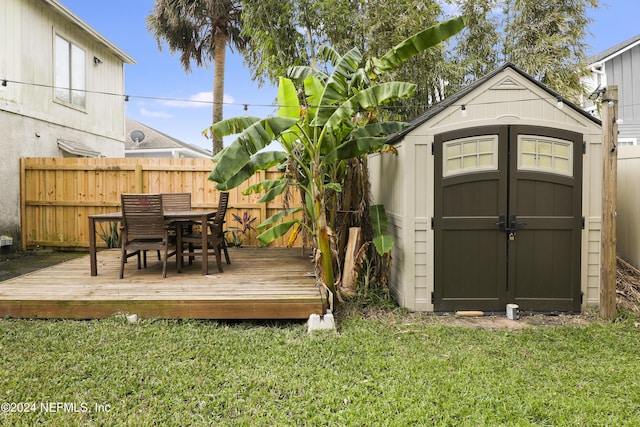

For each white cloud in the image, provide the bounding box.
[158,92,235,108]
[139,108,173,119]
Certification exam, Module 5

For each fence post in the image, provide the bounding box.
[600,85,618,319]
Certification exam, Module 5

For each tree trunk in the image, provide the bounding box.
[312,160,335,296]
[212,30,226,155]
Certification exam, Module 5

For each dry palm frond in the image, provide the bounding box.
[617,256,640,314]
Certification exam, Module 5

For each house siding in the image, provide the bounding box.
[593,41,640,144]
[0,0,131,244]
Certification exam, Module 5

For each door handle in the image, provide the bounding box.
[509,215,527,231]
[495,214,506,231]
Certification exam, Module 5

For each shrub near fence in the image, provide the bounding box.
[20,158,303,250]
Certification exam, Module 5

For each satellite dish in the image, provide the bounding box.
[130,130,145,147]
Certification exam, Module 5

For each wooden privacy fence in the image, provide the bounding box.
[20,158,303,250]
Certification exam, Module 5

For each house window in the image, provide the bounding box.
[443,135,498,177]
[55,34,86,108]
[518,135,572,176]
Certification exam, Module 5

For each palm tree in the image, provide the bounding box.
[147,0,245,154]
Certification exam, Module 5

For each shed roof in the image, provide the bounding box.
[388,63,601,144]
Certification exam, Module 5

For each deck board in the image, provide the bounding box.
[0,247,326,319]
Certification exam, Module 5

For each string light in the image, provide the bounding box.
[0,77,588,113]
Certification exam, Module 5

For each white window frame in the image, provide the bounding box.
[54,33,86,109]
[517,135,573,177]
[443,135,499,177]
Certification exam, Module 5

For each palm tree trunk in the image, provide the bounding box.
[212,30,226,155]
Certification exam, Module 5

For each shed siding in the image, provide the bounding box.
[412,139,434,310]
[587,226,601,305]
[428,85,588,134]
[369,145,405,305]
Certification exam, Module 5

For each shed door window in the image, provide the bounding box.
[55,34,86,108]
[443,135,498,177]
[517,135,572,176]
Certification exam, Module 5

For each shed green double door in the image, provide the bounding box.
[433,125,583,313]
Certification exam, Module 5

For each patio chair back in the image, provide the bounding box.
[162,193,191,212]
[210,191,230,265]
[179,192,230,273]
[120,193,172,278]
[212,192,229,227]
[122,194,166,240]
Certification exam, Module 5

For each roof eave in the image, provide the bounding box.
[125,148,212,159]
[387,63,601,145]
[44,0,136,64]
[588,36,640,65]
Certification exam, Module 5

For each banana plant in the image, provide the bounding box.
[207,16,466,295]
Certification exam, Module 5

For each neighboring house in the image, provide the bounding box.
[588,34,640,271]
[125,118,212,158]
[583,34,640,146]
[370,63,602,313]
[0,0,134,245]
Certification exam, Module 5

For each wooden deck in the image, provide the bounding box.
[0,248,326,320]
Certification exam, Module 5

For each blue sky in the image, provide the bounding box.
[60,0,638,152]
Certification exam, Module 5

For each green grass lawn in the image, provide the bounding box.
[1,306,639,426]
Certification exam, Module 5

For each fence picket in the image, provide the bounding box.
[21,158,302,250]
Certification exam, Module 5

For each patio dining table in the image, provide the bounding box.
[88,209,217,276]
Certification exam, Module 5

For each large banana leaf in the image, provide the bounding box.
[369,204,394,255]
[209,116,297,187]
[372,15,467,74]
[350,121,411,139]
[317,45,341,67]
[304,76,325,118]
[286,66,328,85]
[324,82,416,130]
[242,178,285,196]
[206,116,262,139]
[278,77,300,119]
[322,136,387,164]
[285,44,340,85]
[324,47,362,99]
[210,150,288,190]
[277,77,303,151]
[312,48,363,126]
[257,220,300,245]
[320,122,410,162]
[257,179,288,203]
[256,208,302,230]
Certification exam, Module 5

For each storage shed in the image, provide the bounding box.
[369,63,603,313]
